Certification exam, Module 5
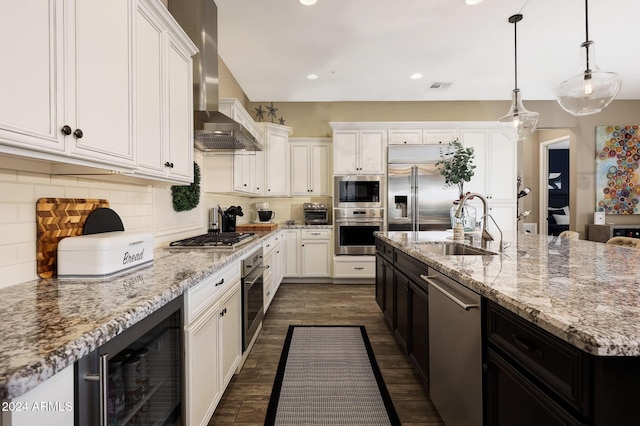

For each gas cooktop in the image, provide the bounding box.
[169,232,257,248]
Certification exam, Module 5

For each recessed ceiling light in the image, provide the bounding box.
[465,0,483,5]
[307,74,318,80]
[299,0,317,5]
[410,73,423,80]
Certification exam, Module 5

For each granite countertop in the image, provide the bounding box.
[376,231,640,357]
[0,229,282,400]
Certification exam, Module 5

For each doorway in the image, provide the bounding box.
[539,136,570,235]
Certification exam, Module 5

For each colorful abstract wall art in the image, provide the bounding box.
[595,125,640,214]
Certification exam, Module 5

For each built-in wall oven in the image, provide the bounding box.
[334,175,383,208]
[241,247,265,352]
[335,208,384,255]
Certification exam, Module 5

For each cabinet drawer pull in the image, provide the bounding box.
[215,278,225,286]
[311,232,321,235]
[354,266,365,270]
[512,333,544,358]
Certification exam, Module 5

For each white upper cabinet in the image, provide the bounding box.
[332,125,385,175]
[219,99,264,144]
[388,126,458,145]
[290,138,331,196]
[0,0,196,183]
[388,129,422,145]
[259,122,291,197]
[135,0,196,183]
[460,124,517,235]
[0,0,65,153]
[65,0,135,167]
[460,128,516,203]
[164,35,195,181]
[0,0,135,166]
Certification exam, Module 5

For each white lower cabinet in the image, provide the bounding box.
[301,230,332,277]
[283,229,301,278]
[184,263,241,426]
[284,229,332,279]
[0,365,74,426]
[185,298,220,426]
[263,232,285,311]
[333,256,376,280]
[218,286,241,391]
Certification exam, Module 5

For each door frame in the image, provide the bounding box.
[539,136,570,235]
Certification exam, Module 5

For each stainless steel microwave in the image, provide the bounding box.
[334,175,384,208]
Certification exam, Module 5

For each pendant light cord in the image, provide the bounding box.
[508,14,523,100]
[584,0,591,72]
[513,18,518,90]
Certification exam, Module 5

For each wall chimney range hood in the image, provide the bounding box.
[169,0,263,151]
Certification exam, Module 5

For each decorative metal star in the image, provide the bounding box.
[266,102,278,123]
[278,116,286,126]
[254,105,265,122]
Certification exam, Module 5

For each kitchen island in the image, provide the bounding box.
[375,230,640,425]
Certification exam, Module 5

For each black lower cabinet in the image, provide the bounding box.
[375,254,385,310]
[393,270,410,352]
[486,348,587,426]
[375,252,395,328]
[409,281,429,386]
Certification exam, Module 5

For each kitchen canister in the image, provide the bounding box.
[123,355,142,407]
[108,355,126,417]
[134,347,150,395]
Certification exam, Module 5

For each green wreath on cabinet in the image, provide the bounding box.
[171,162,200,212]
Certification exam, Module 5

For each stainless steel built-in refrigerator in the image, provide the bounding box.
[387,145,459,231]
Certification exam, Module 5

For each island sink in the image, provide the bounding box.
[413,242,497,256]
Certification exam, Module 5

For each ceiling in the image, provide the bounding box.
[215,0,640,103]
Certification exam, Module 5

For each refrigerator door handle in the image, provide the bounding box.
[412,165,419,232]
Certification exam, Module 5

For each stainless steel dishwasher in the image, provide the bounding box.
[421,271,482,426]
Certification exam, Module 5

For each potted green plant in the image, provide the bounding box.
[435,139,476,197]
[436,139,477,230]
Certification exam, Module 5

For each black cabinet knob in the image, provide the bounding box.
[61,125,72,136]
[482,363,488,373]
[73,128,83,139]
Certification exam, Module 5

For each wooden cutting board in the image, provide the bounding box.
[36,198,110,278]
[236,223,279,231]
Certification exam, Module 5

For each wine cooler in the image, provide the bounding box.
[76,297,183,425]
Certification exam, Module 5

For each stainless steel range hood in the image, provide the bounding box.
[168,0,262,151]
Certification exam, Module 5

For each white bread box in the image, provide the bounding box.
[57,231,153,278]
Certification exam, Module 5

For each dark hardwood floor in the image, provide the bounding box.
[208,283,444,425]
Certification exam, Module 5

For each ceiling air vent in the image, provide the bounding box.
[427,82,453,91]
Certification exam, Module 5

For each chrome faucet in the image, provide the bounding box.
[455,193,506,252]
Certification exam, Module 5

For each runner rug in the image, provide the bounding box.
[265,325,401,425]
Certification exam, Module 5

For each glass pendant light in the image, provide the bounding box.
[556,0,621,116]
[498,14,539,141]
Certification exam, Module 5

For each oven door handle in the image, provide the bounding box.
[244,265,266,286]
[335,219,384,225]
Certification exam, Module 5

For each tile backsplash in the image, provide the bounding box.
[0,168,158,288]
[0,161,331,289]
